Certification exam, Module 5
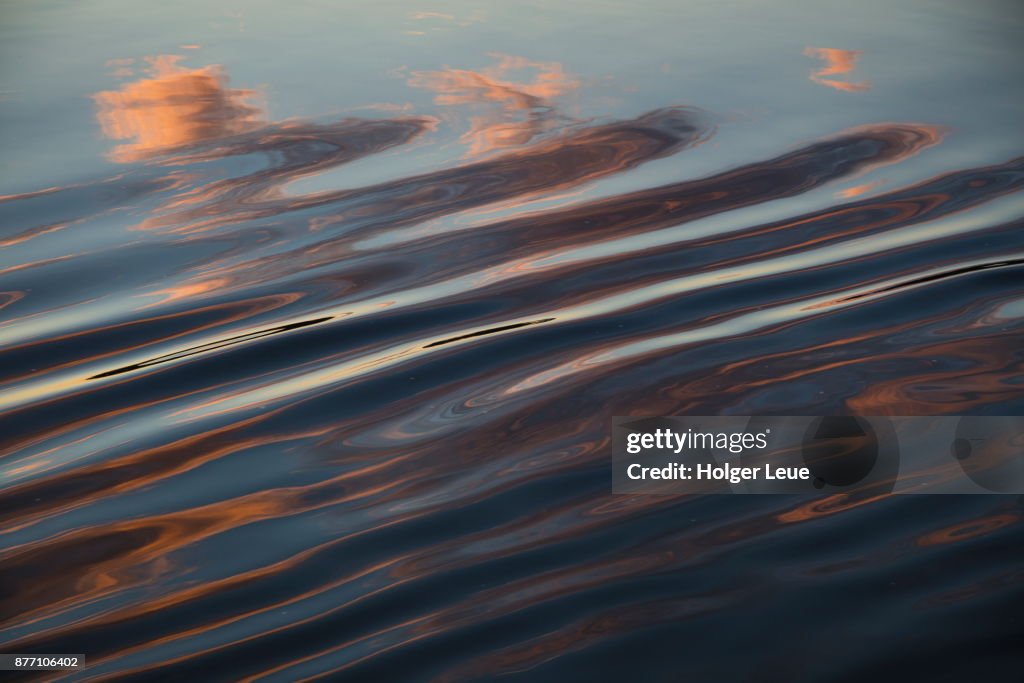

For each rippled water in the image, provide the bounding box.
[2,1,1023,680]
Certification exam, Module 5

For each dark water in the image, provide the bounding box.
[2,1,1024,680]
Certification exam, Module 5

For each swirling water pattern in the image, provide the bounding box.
[1,1,1023,680]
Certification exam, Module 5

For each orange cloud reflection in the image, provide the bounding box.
[408,53,580,156]
[94,55,263,162]
[837,180,883,198]
[804,47,870,92]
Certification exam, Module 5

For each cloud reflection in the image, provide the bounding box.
[804,47,871,92]
[94,55,263,162]
[408,53,580,156]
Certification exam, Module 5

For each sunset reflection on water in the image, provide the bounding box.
[1,1,1023,680]
[95,55,263,162]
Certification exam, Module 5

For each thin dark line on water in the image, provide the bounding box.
[423,318,556,348]
[87,316,334,379]
[833,257,1024,303]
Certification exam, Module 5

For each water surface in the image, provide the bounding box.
[1,1,1023,680]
